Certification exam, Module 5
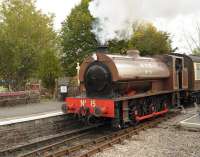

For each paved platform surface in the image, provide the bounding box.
[180,114,200,129]
[0,100,63,120]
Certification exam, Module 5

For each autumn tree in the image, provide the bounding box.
[0,0,61,89]
[61,0,97,77]
[107,23,172,56]
[38,50,62,93]
[108,39,129,54]
[129,23,172,56]
[193,48,200,55]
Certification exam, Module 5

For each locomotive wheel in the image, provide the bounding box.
[86,115,98,125]
[130,105,139,126]
[111,119,123,130]
[149,103,156,113]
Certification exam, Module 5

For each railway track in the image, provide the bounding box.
[1,110,180,157]
[0,123,103,157]
[31,111,180,157]
[78,115,174,157]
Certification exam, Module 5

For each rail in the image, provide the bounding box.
[0,124,102,157]
[44,111,180,157]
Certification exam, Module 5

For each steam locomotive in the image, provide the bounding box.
[62,47,200,128]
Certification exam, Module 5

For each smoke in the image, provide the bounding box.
[89,0,200,44]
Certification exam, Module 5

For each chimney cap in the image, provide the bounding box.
[97,45,108,53]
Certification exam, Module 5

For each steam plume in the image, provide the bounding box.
[89,0,200,44]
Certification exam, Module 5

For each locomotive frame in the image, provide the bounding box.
[63,49,200,128]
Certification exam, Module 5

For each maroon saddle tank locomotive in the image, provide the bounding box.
[62,48,200,128]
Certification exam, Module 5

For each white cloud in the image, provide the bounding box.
[36,0,81,30]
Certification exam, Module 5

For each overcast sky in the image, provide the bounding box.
[36,0,200,53]
[36,0,81,29]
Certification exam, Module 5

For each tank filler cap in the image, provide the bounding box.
[127,49,140,57]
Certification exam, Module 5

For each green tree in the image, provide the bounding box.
[0,0,59,89]
[192,48,200,55]
[38,50,62,93]
[108,39,129,54]
[61,0,98,77]
[129,23,172,56]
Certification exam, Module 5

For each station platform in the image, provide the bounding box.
[0,100,64,126]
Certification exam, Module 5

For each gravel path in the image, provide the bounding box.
[95,108,200,157]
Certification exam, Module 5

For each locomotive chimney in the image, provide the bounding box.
[97,45,108,53]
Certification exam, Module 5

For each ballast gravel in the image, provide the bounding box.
[94,108,200,157]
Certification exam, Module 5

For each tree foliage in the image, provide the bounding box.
[107,23,172,56]
[61,0,97,77]
[108,39,129,54]
[192,48,200,55]
[38,50,62,92]
[0,0,61,89]
[129,23,172,56]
